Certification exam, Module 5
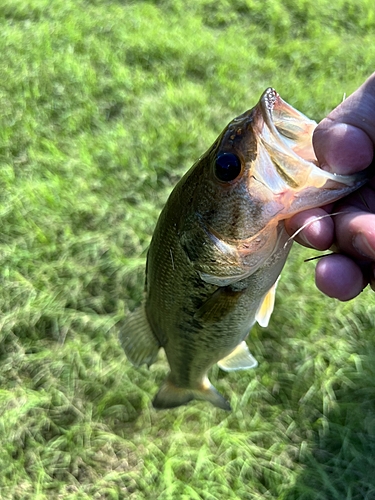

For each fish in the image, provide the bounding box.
[120,88,371,411]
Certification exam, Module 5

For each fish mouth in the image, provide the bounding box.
[250,87,373,217]
[259,88,317,163]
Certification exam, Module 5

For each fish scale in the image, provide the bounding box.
[120,88,372,411]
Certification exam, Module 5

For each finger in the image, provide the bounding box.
[315,254,367,301]
[334,209,375,260]
[336,184,375,211]
[285,208,334,250]
[313,72,375,174]
[313,122,374,174]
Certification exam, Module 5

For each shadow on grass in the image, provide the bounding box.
[284,347,375,500]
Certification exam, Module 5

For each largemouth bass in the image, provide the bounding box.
[121,88,370,411]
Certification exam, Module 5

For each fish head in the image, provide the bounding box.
[188,87,371,239]
[179,88,372,284]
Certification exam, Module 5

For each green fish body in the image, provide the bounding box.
[121,89,370,410]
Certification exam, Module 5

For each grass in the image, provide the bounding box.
[0,0,375,498]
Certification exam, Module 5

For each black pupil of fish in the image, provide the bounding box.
[214,153,242,182]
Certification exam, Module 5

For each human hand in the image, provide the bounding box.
[285,73,375,301]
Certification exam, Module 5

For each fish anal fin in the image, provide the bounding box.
[255,278,279,328]
[218,341,258,372]
[119,303,160,367]
[152,375,231,411]
[194,287,244,324]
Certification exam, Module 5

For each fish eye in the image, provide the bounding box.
[214,153,242,182]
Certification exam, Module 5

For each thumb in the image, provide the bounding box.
[313,72,375,174]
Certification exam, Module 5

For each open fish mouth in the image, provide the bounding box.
[250,87,373,216]
[260,87,317,162]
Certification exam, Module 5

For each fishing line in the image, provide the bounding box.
[283,211,349,249]
[303,253,335,263]
[359,192,370,210]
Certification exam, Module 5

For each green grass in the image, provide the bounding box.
[0,0,375,498]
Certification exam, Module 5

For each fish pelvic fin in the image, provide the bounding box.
[218,341,258,372]
[152,375,231,411]
[119,302,160,367]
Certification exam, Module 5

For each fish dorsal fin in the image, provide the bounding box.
[255,278,279,328]
[119,302,160,367]
[218,341,258,372]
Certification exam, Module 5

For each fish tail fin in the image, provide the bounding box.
[152,375,231,411]
[119,302,160,367]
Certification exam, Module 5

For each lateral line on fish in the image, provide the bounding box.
[283,211,349,248]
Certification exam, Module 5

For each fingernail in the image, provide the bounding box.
[353,233,375,259]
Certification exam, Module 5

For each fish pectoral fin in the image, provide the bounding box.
[194,287,244,323]
[119,302,160,367]
[152,375,231,411]
[255,278,279,328]
[218,341,258,372]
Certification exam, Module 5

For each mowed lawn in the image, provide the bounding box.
[1,0,375,498]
